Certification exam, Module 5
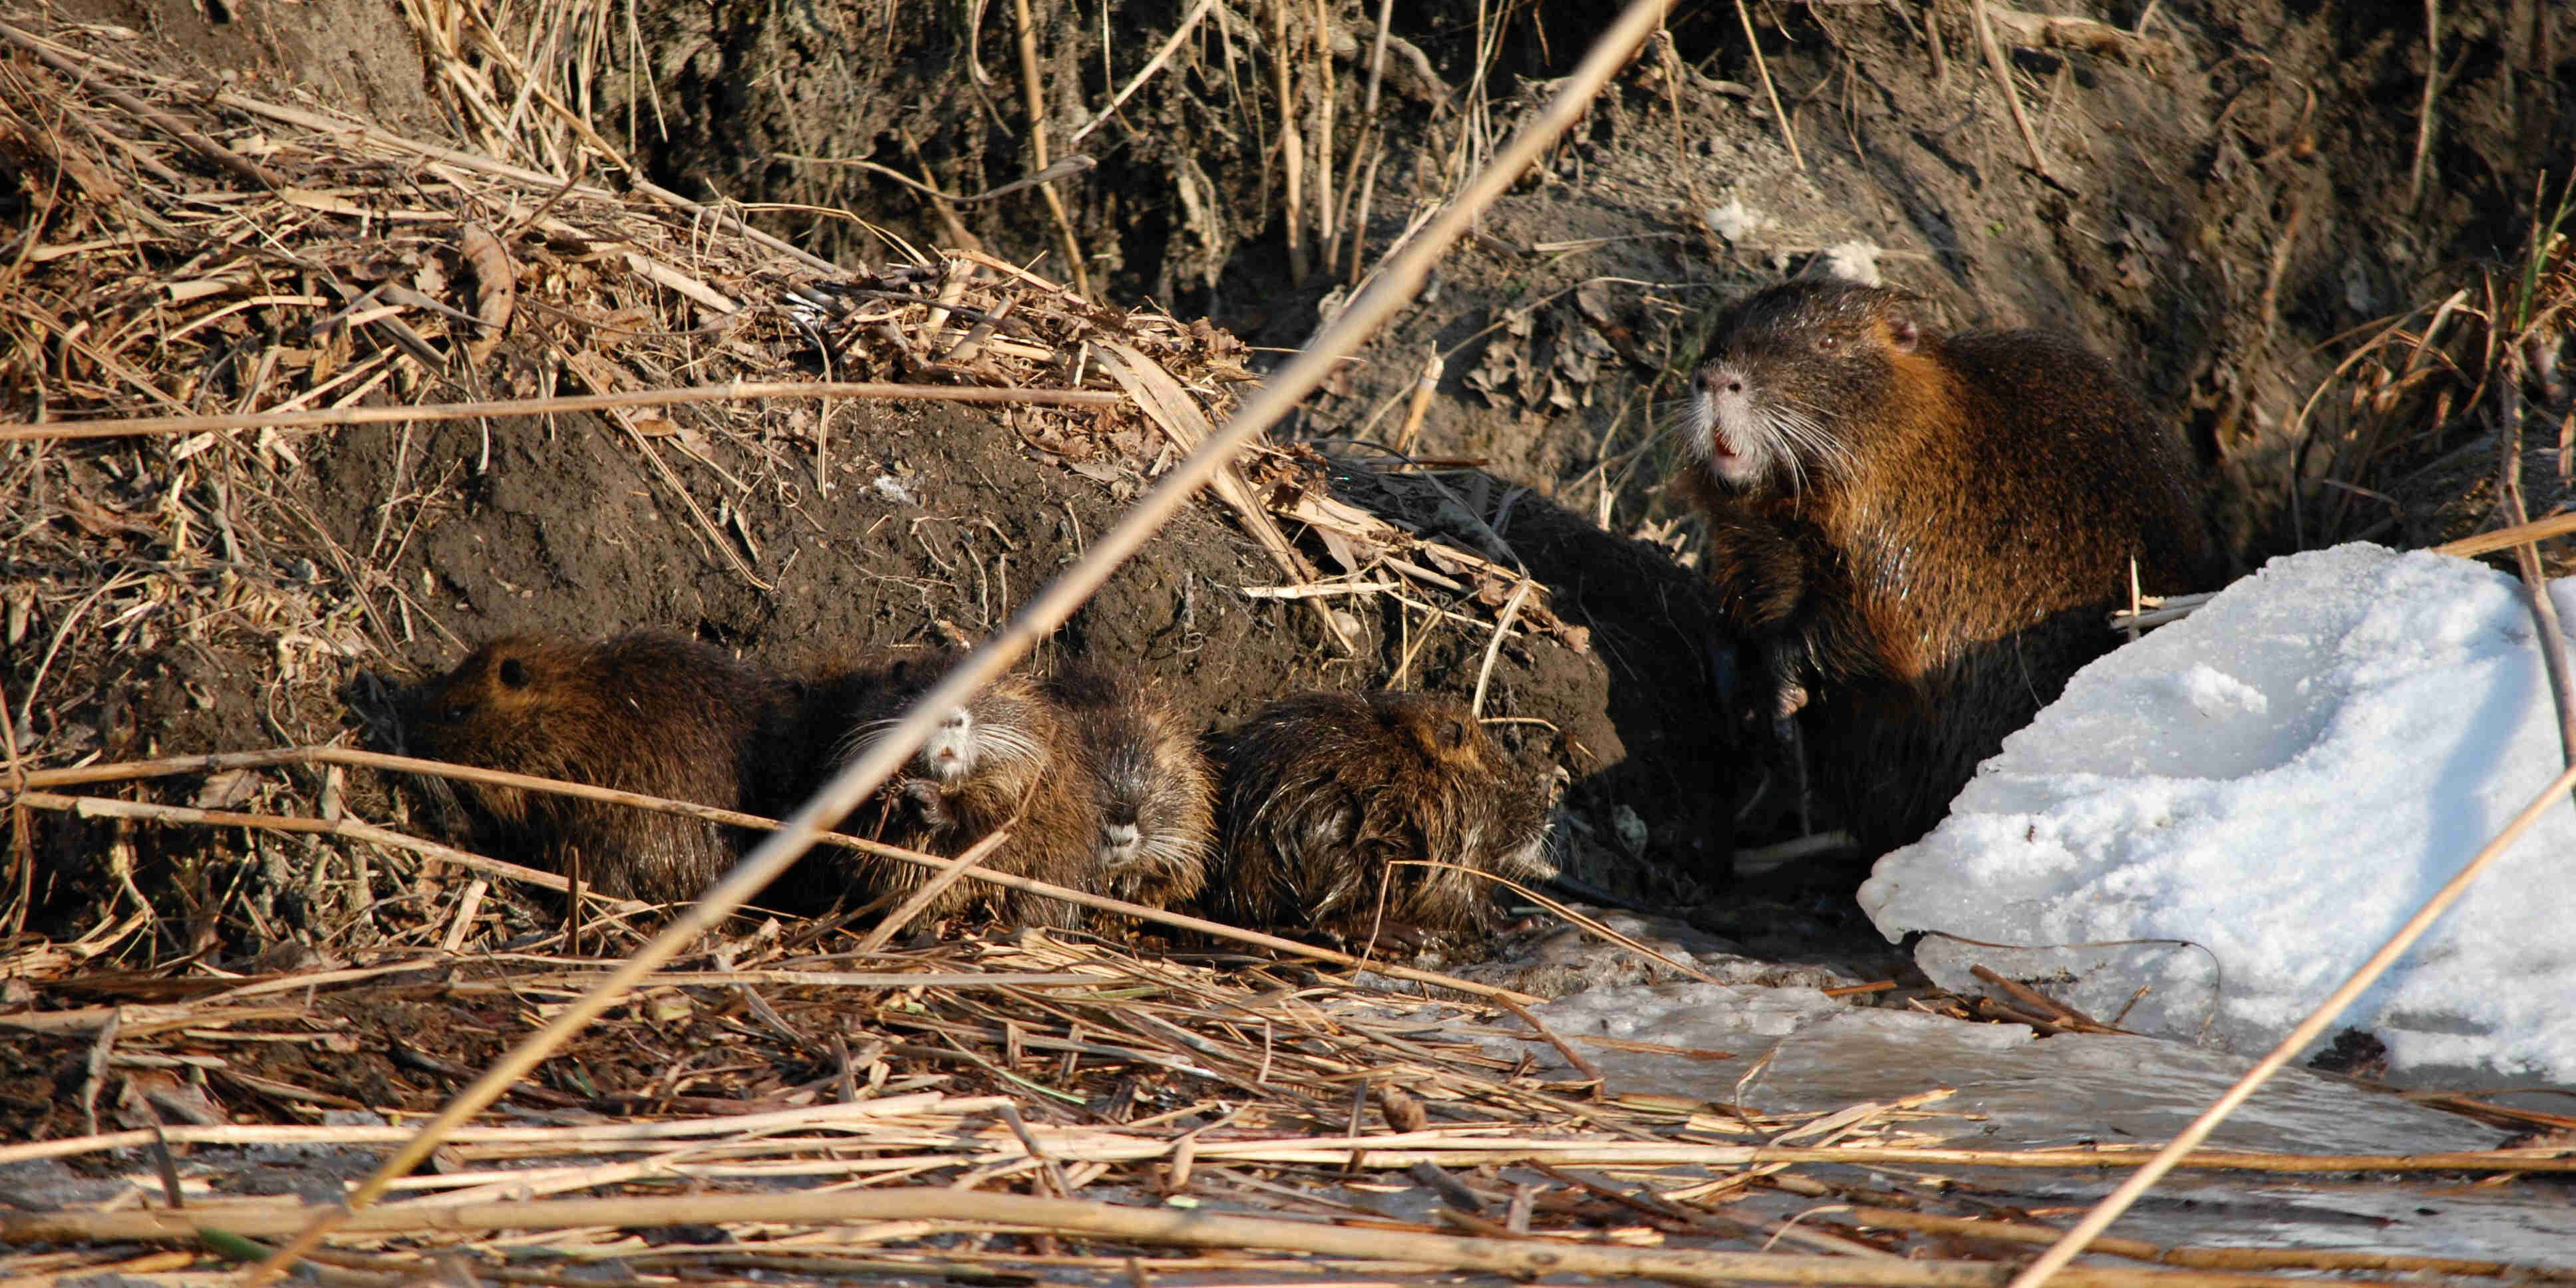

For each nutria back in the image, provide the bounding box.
[1211,691,1550,935]
[1681,279,2221,848]
[402,631,794,904]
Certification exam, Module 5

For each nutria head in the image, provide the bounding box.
[1376,691,1494,774]
[1687,280,1929,494]
[842,652,1050,788]
[405,634,599,764]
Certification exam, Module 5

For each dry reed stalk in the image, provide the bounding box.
[1011,0,1090,299]
[1335,0,1397,281]
[8,1189,2430,1288]
[1844,1207,2575,1281]
[242,9,1677,1278]
[2497,353,2576,770]
[0,19,277,189]
[1067,0,1219,146]
[1969,0,2048,178]
[1468,579,1532,719]
[0,383,1122,442]
[2006,756,2576,1287]
[1269,0,1308,281]
[0,1094,1001,1167]
[1732,1,1803,172]
[1309,0,1337,265]
[2407,0,2440,210]
[7,790,649,915]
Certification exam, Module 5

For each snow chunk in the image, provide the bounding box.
[1703,198,1767,243]
[1858,544,2576,1084]
[2176,662,2266,719]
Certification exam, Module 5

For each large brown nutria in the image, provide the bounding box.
[401,632,796,905]
[1679,279,2223,850]
[822,652,1096,928]
[1043,663,1215,912]
[1211,691,1551,935]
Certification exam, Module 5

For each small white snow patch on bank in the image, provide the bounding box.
[2177,662,2267,719]
[1857,544,2576,1084]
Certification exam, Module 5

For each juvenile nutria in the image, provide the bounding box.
[823,651,1096,928]
[1211,691,1551,936]
[401,632,796,905]
[1679,279,2223,849]
[1044,663,1215,911]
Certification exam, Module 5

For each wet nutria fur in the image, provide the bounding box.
[1211,691,1551,935]
[1044,663,1215,911]
[823,651,1096,928]
[1680,279,2223,849]
[401,632,796,905]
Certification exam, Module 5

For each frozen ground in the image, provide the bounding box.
[1490,976,2576,1263]
[1857,544,2576,1085]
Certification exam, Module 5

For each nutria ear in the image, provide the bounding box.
[1887,317,1920,353]
[1439,717,1472,750]
[498,657,530,689]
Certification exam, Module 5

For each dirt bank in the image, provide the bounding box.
[5,0,2572,967]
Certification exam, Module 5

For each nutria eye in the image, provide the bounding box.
[498,659,529,688]
[1816,334,1841,355]
[443,705,470,721]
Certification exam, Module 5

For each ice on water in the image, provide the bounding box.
[1857,544,2576,1085]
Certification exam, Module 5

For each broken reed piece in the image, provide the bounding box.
[2110,512,2576,633]
[0,382,1125,443]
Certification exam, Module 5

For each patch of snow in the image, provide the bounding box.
[1858,544,2576,1084]
[1816,240,1883,285]
[1703,198,1767,243]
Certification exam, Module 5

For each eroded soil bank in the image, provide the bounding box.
[9,0,2573,963]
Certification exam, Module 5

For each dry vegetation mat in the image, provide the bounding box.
[5,9,2576,1288]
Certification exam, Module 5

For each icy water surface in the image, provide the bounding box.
[1510,976,2576,1263]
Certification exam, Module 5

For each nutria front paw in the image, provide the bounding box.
[890,776,953,830]
[1701,516,1811,629]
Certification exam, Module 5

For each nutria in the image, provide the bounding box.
[1211,691,1551,935]
[1679,279,2223,849]
[401,632,796,905]
[822,651,1096,928]
[1044,663,1215,911]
